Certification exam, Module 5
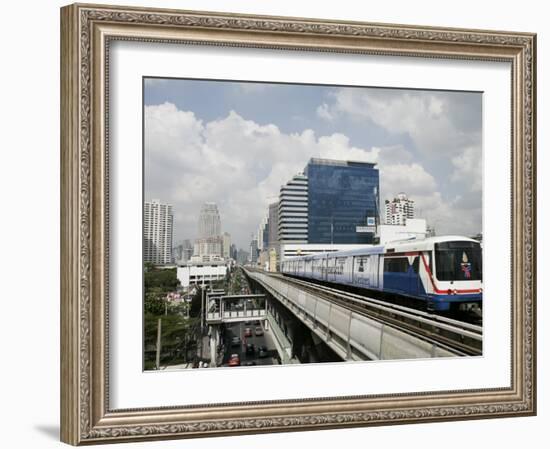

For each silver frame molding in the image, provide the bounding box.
[60,3,536,445]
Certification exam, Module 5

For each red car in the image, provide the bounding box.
[244,328,252,337]
[228,354,240,367]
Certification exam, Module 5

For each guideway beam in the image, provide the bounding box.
[245,269,460,361]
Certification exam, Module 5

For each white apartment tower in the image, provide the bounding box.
[385,192,415,225]
[144,199,173,265]
[278,173,308,244]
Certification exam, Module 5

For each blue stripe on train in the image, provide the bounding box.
[382,270,481,311]
[383,270,427,300]
[427,293,482,311]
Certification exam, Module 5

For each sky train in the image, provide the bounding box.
[280,236,483,312]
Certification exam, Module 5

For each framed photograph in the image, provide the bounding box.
[60,3,536,445]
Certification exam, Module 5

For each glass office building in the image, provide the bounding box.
[305,158,379,244]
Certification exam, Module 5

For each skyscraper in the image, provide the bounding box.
[257,214,268,252]
[195,202,223,257]
[236,249,250,265]
[306,158,379,244]
[385,192,415,225]
[255,158,379,264]
[222,232,231,259]
[250,237,259,264]
[172,239,193,264]
[278,173,308,244]
[230,244,238,261]
[144,199,173,265]
[197,202,221,238]
[267,201,279,249]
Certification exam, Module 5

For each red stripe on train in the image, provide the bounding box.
[419,253,481,295]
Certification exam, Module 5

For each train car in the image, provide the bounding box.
[280,236,482,312]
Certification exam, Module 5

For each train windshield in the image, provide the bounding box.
[434,241,482,281]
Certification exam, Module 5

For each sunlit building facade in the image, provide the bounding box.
[144,199,174,265]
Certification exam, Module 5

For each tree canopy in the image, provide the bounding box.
[144,267,180,292]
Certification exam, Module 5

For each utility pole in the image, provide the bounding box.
[199,278,205,362]
[155,318,162,370]
[200,281,205,331]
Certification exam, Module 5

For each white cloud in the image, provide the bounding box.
[451,145,483,192]
[376,159,481,235]
[145,101,482,249]
[381,163,437,197]
[315,88,483,236]
[414,192,481,237]
[145,104,379,248]
[320,88,481,160]
[316,103,335,121]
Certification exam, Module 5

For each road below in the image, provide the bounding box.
[222,320,279,367]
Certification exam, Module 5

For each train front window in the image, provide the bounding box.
[435,241,482,281]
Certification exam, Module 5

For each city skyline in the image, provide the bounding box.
[144,78,482,249]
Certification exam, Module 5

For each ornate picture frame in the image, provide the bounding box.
[60,3,536,445]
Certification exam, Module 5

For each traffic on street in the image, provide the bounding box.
[222,320,279,367]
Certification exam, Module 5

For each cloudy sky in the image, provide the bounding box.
[144,78,482,250]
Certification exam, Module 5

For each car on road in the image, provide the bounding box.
[254,326,264,336]
[244,328,252,337]
[230,336,241,346]
[258,345,269,358]
[228,354,240,367]
[245,343,255,355]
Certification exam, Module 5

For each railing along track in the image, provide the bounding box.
[245,269,482,357]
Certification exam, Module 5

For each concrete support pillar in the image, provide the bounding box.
[209,326,219,367]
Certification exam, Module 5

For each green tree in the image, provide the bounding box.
[144,267,180,292]
[144,287,166,315]
[144,313,200,368]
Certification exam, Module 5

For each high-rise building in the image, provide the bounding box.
[236,249,250,265]
[262,220,269,250]
[250,238,259,264]
[144,199,173,265]
[255,158,379,268]
[278,173,308,244]
[385,192,414,225]
[197,202,221,238]
[267,202,279,248]
[222,232,231,259]
[256,215,268,252]
[230,244,238,261]
[195,202,223,257]
[173,239,193,264]
[193,237,222,257]
[306,158,379,244]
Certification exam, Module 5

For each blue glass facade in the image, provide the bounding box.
[305,159,379,244]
